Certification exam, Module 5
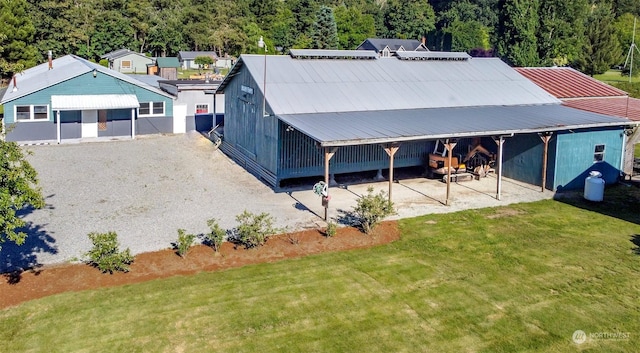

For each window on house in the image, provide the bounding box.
[594,144,605,162]
[195,103,210,114]
[121,60,132,69]
[139,102,165,117]
[15,105,49,121]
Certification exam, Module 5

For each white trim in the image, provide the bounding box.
[131,108,136,139]
[195,103,210,114]
[138,101,165,117]
[56,110,61,144]
[14,104,50,122]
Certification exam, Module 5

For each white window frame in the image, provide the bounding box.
[14,104,49,122]
[138,101,165,117]
[195,103,210,114]
[593,144,605,162]
[121,60,132,69]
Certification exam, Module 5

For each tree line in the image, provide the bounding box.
[1,0,639,79]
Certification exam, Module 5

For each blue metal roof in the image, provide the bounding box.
[278,104,633,147]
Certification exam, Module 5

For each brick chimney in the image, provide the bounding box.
[48,50,53,70]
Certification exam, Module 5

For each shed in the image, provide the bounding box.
[158,79,224,132]
[155,57,180,80]
[0,55,177,143]
[216,50,633,195]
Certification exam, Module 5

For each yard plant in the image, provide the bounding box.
[85,231,133,273]
[233,210,279,248]
[2,186,639,352]
[204,218,225,252]
[174,229,196,258]
[352,187,396,234]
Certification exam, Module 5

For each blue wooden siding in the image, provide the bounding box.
[502,134,548,188]
[3,71,172,123]
[223,65,279,174]
[553,128,623,190]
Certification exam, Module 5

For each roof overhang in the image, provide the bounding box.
[51,94,140,111]
[278,104,636,147]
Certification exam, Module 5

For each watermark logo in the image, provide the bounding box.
[572,329,630,344]
[572,330,587,344]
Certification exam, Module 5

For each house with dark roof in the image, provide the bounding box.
[356,38,428,57]
[100,48,154,74]
[515,67,640,178]
[0,55,179,143]
[216,49,634,193]
[178,51,218,70]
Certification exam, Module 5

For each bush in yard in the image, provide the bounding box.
[85,231,134,273]
[205,218,226,252]
[234,210,279,249]
[325,221,337,237]
[174,229,196,258]
[353,187,396,234]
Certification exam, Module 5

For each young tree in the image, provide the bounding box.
[576,1,621,76]
[313,6,339,49]
[194,55,214,74]
[496,0,540,67]
[0,136,45,249]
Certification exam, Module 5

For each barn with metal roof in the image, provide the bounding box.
[216,50,634,195]
[515,67,640,178]
[1,55,177,143]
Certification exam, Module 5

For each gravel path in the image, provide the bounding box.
[1,133,555,272]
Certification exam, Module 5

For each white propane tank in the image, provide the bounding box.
[583,171,605,202]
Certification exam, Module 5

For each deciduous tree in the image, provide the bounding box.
[496,0,540,66]
[0,136,45,249]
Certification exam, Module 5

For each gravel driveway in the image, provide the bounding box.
[1,133,555,272]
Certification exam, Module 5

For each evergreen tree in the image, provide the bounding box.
[496,0,540,67]
[0,0,39,77]
[313,6,339,49]
[536,0,588,66]
[576,1,622,75]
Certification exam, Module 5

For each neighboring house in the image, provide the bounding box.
[178,51,218,70]
[356,38,429,57]
[100,48,154,74]
[158,79,225,132]
[154,57,180,80]
[216,49,634,191]
[0,55,178,143]
[515,67,640,178]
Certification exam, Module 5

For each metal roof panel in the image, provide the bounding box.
[51,94,139,110]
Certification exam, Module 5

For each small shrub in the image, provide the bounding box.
[85,231,134,273]
[174,229,196,258]
[234,210,279,248]
[205,218,226,252]
[325,221,337,237]
[353,187,396,234]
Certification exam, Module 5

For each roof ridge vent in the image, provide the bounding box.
[396,51,470,61]
[289,49,377,60]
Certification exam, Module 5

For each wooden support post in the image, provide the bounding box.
[56,110,61,144]
[383,143,400,202]
[323,147,338,221]
[493,136,505,200]
[445,139,457,206]
[538,132,552,192]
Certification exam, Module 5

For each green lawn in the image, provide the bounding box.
[1,186,639,352]
[593,69,640,83]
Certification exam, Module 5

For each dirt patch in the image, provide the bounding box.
[485,208,526,219]
[0,221,400,309]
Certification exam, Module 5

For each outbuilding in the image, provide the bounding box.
[216,50,633,196]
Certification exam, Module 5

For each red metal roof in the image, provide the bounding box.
[514,67,627,98]
[562,97,640,121]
